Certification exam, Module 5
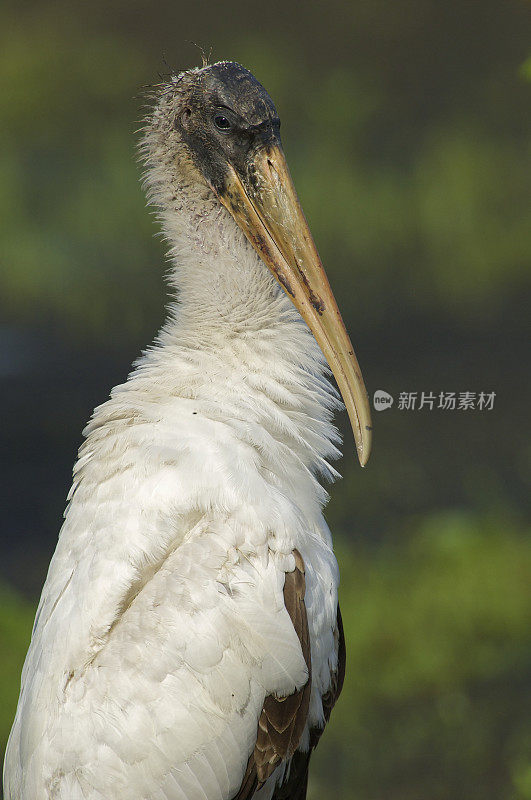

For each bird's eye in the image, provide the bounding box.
[214,114,232,132]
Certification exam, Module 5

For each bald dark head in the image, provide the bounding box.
[170,61,281,194]
[192,61,278,127]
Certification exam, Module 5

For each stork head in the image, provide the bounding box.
[144,61,372,466]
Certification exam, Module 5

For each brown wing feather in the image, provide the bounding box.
[273,604,346,800]
[271,748,311,800]
[232,550,311,800]
[310,603,346,749]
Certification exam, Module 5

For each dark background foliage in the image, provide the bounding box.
[1,0,530,797]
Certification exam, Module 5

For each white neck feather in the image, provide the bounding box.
[85,132,343,501]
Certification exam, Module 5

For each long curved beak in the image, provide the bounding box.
[216,143,372,467]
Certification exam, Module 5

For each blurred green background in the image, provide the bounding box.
[1,0,530,797]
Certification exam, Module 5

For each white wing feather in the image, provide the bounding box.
[6,515,311,799]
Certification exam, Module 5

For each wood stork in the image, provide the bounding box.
[4,61,372,800]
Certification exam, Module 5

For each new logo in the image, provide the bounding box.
[373,390,394,411]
